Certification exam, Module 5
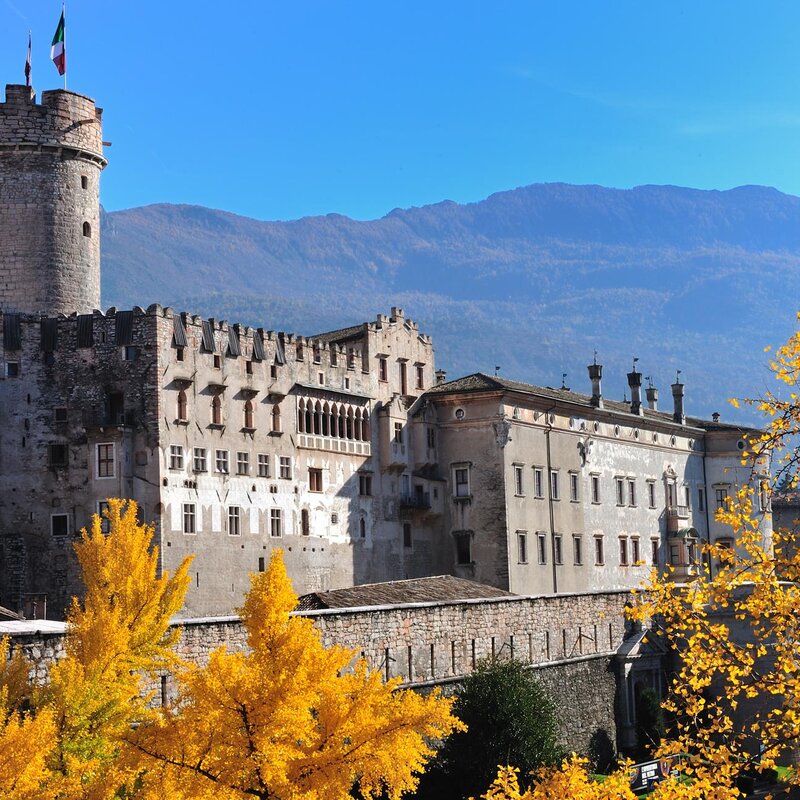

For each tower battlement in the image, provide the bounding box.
[0,84,106,316]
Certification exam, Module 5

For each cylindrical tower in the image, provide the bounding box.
[0,84,106,315]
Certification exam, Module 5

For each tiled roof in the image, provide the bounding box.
[309,323,366,344]
[296,575,514,611]
[0,605,21,622]
[426,372,759,433]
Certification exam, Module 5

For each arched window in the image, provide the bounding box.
[211,395,221,425]
[362,410,371,441]
[354,408,363,441]
[359,517,366,539]
[346,407,354,440]
[330,404,339,438]
[313,401,322,435]
[82,221,92,238]
[272,404,282,433]
[244,399,254,429]
[297,399,306,433]
[301,508,310,536]
[177,390,187,421]
[322,402,330,436]
[338,406,346,438]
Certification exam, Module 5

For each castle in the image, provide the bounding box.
[0,83,770,621]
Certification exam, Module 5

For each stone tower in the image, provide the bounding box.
[0,84,106,315]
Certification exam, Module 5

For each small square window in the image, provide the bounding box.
[215,450,229,474]
[257,453,270,478]
[124,346,138,361]
[54,407,68,423]
[193,447,207,473]
[51,513,69,536]
[279,456,292,479]
[5,362,19,378]
[236,451,249,475]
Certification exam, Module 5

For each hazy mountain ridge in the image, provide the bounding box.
[101,183,800,421]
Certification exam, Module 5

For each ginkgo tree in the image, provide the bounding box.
[0,500,461,800]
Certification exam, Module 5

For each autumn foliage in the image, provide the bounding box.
[0,499,461,799]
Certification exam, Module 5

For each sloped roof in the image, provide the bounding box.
[296,575,514,611]
[426,372,758,434]
[0,605,22,622]
[309,323,366,344]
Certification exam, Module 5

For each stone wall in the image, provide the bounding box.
[7,589,631,756]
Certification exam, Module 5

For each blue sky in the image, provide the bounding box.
[2,1,800,220]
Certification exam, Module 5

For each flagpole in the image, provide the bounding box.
[63,3,67,90]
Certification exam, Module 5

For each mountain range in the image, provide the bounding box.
[100,183,800,422]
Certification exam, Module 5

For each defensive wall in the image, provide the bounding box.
[4,588,632,756]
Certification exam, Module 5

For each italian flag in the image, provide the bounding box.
[50,10,65,76]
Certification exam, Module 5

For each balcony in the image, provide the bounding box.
[399,492,431,511]
[666,504,690,532]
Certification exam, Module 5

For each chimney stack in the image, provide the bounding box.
[627,360,643,416]
[646,383,658,411]
[435,369,447,385]
[588,359,603,408]
[671,373,685,425]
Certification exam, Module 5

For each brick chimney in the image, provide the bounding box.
[672,374,685,425]
[435,369,447,385]
[627,361,643,416]
[588,360,603,409]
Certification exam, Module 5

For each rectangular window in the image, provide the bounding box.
[183,503,196,535]
[169,445,184,470]
[96,443,115,478]
[403,523,412,548]
[49,443,68,467]
[427,427,436,449]
[193,447,207,473]
[517,531,528,564]
[549,470,559,500]
[378,356,388,382]
[569,472,579,502]
[176,347,185,362]
[5,362,19,377]
[670,544,680,565]
[236,451,249,475]
[647,481,656,509]
[537,533,547,564]
[246,359,253,375]
[651,539,660,565]
[393,422,403,443]
[309,467,323,492]
[573,534,583,566]
[595,536,605,565]
[632,538,641,565]
[215,450,229,474]
[454,466,470,498]
[454,532,472,565]
[698,486,706,512]
[591,474,600,504]
[684,485,692,510]
[628,479,636,507]
[715,488,728,510]
[616,478,625,506]
[359,474,372,496]
[54,407,68,422]
[124,346,138,361]
[329,349,337,367]
[514,464,524,496]
[279,456,292,479]
[416,364,425,389]
[619,537,629,566]
[270,508,282,537]
[257,453,270,477]
[98,501,111,533]
[399,361,408,394]
[51,514,69,537]
[553,534,563,565]
[534,468,544,498]
[228,506,241,536]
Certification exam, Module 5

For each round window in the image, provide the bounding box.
[455,408,465,420]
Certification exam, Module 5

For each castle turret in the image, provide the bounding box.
[0,84,106,315]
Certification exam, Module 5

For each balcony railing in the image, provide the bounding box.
[399,493,431,510]
[666,505,690,519]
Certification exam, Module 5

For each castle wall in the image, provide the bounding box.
[0,85,105,315]
[6,588,630,756]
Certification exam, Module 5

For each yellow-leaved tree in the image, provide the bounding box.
[127,549,464,800]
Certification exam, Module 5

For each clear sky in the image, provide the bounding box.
[2,1,800,221]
